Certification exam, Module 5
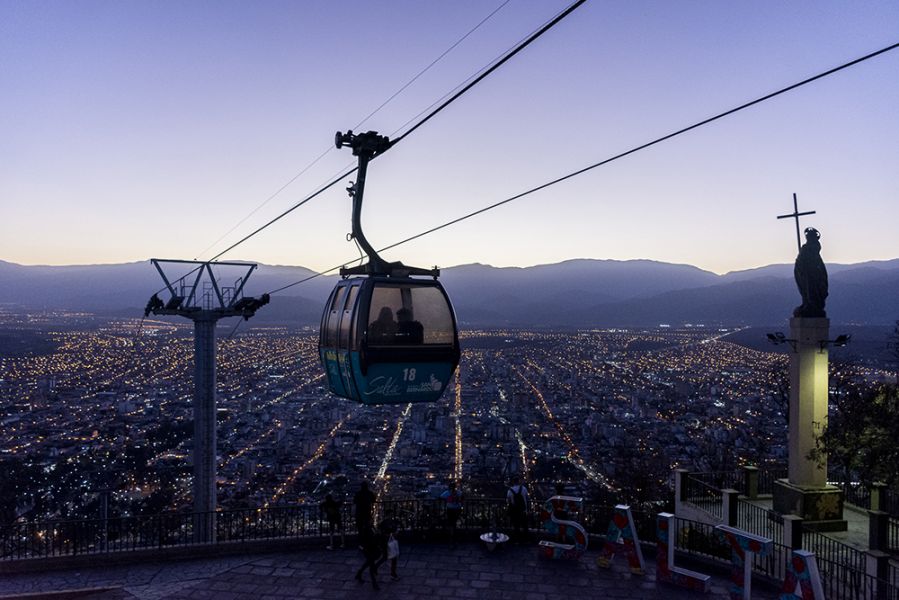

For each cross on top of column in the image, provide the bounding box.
[777,193,816,253]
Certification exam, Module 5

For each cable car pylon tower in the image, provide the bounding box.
[144,259,269,542]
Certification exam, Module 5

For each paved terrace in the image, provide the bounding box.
[0,540,780,600]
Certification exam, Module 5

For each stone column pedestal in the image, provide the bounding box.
[773,480,846,531]
[772,317,846,531]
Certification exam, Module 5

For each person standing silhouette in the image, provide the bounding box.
[354,481,376,534]
[321,493,344,549]
[440,481,463,546]
[355,525,386,590]
[507,476,529,543]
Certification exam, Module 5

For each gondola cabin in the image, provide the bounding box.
[320,276,460,405]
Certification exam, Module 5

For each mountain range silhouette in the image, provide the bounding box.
[2,257,897,327]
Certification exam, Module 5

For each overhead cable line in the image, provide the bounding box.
[193,147,335,261]
[207,168,356,262]
[203,0,586,264]
[193,0,512,262]
[149,166,356,298]
[375,41,899,255]
[390,0,587,147]
[150,0,574,296]
[387,3,567,139]
[265,40,899,296]
[358,0,512,131]
[267,266,339,294]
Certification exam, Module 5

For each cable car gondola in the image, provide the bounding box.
[319,130,460,405]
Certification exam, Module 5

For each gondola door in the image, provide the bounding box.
[336,282,360,400]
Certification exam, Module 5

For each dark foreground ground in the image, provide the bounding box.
[0,541,780,600]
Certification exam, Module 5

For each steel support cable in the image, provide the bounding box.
[193,147,336,261]
[197,0,586,268]
[265,40,899,296]
[193,0,512,262]
[149,1,567,296]
[387,2,583,139]
[357,0,512,131]
[207,168,357,262]
[148,168,354,298]
[390,0,587,147]
[377,41,899,254]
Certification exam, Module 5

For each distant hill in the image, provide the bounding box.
[1,257,897,327]
[0,259,334,317]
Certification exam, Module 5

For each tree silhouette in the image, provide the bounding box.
[809,383,899,487]
[887,320,899,380]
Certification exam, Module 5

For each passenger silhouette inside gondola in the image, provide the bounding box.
[395,307,423,344]
[368,307,397,344]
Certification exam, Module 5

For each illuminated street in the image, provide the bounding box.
[1,312,890,520]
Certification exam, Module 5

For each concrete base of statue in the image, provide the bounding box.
[773,479,847,531]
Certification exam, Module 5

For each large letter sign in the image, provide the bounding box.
[656,513,711,592]
[715,525,773,600]
[780,550,825,600]
[537,495,588,560]
[597,505,645,574]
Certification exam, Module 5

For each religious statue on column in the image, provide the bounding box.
[793,227,828,318]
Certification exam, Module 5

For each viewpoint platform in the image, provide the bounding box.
[0,540,779,600]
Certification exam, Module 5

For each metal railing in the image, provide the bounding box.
[670,517,729,561]
[684,475,723,519]
[673,516,899,599]
[803,527,867,581]
[1,497,667,562]
[689,470,743,492]
[671,516,788,583]
[890,518,899,554]
[814,555,899,600]
[841,482,872,511]
[757,467,788,495]
[679,468,899,599]
[736,499,783,545]
[882,488,899,516]
[6,496,895,599]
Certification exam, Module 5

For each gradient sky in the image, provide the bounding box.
[2,0,898,275]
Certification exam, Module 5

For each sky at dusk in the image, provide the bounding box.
[2,0,897,276]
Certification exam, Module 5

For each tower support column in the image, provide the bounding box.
[773,317,846,531]
[788,317,829,487]
[146,259,268,544]
[193,316,217,542]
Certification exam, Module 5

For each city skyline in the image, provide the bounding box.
[0,314,795,517]
[2,1,898,274]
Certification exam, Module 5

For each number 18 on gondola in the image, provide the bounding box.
[319,130,460,405]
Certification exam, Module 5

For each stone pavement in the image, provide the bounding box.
[0,542,781,600]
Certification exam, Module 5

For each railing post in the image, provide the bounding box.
[865,550,889,600]
[867,510,888,552]
[783,514,804,550]
[742,466,759,500]
[99,489,109,552]
[675,469,689,516]
[870,482,886,512]
[722,489,739,526]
